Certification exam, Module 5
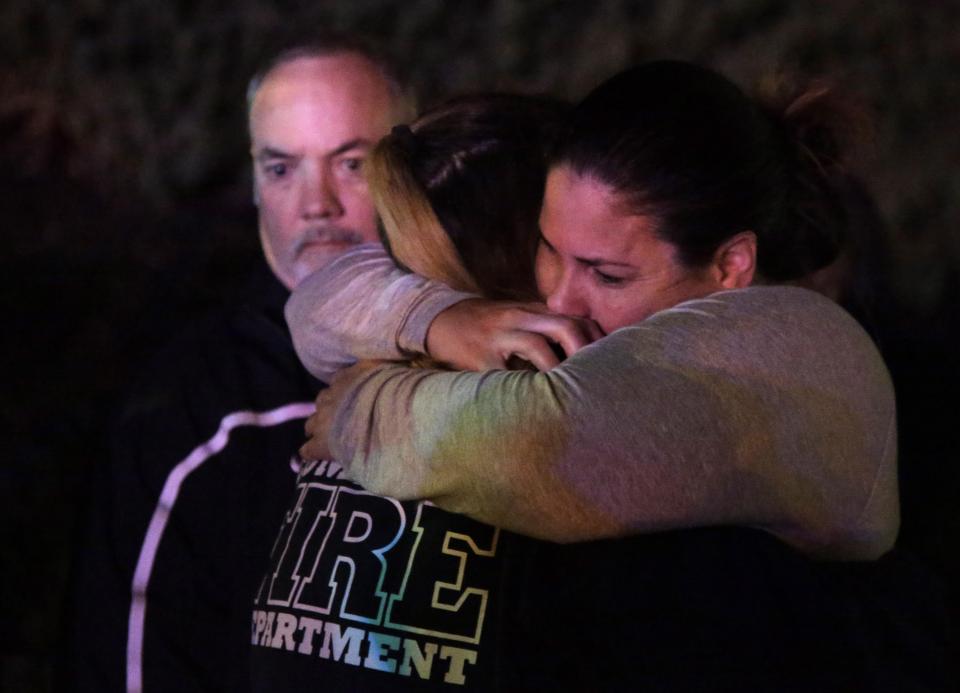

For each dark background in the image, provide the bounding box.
[2,1,958,690]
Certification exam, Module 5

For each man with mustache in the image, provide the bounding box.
[250,44,409,289]
[71,36,413,691]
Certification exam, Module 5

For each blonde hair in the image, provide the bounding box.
[367,135,482,294]
[365,94,566,304]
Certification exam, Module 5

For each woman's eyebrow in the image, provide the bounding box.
[539,229,633,267]
[576,256,633,268]
[537,229,555,250]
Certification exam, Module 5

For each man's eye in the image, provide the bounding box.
[265,163,287,179]
[340,157,364,173]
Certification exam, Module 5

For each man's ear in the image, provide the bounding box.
[710,231,756,289]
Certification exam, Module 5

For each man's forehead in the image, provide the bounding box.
[253,54,391,114]
[249,55,394,148]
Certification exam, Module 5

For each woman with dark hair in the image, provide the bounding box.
[281,62,951,690]
[292,61,897,560]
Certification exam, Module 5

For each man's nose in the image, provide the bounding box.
[300,166,343,219]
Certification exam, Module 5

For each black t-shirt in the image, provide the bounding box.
[250,456,536,691]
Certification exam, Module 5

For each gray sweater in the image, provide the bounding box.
[287,245,899,559]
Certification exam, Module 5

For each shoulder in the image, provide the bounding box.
[651,284,862,335]
[708,285,890,380]
[112,298,320,473]
[587,283,895,431]
[711,284,867,330]
[611,285,884,368]
[126,302,299,399]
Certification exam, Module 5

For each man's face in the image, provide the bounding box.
[535,165,721,334]
[249,54,396,289]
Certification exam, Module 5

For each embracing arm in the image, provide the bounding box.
[325,288,899,559]
[287,244,604,379]
[285,244,476,382]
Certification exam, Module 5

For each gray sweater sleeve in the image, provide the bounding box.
[328,287,900,560]
[285,244,477,382]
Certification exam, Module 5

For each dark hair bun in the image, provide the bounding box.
[754,76,874,281]
[553,61,873,283]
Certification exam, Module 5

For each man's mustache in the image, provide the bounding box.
[293,226,366,255]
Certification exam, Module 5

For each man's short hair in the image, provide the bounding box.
[246,33,416,124]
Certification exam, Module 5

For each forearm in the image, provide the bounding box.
[327,289,898,557]
[329,364,602,538]
[329,337,782,545]
[285,244,476,382]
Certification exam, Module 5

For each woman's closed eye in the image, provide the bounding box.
[591,268,628,286]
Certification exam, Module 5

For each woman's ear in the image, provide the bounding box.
[710,231,757,288]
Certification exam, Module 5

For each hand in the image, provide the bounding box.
[300,360,388,461]
[425,299,603,371]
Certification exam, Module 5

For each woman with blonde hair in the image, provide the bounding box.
[252,93,580,691]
